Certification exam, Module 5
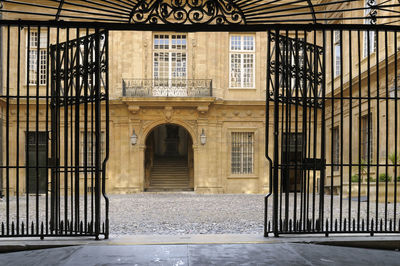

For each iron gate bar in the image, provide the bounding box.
[0,1,399,239]
[2,20,400,32]
[0,23,109,239]
[265,25,400,236]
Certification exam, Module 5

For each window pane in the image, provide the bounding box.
[335,44,341,76]
[30,31,38,48]
[230,54,242,88]
[171,52,187,79]
[172,34,186,50]
[243,36,254,51]
[243,54,254,88]
[154,34,169,50]
[28,31,47,85]
[153,52,169,83]
[29,50,38,84]
[230,36,241,51]
[40,50,47,85]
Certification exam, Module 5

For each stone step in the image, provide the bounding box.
[151,172,188,175]
[151,182,189,185]
[150,179,189,184]
[145,188,194,192]
[152,169,189,173]
[149,182,189,185]
[149,157,191,190]
[151,179,189,183]
[148,184,190,187]
[151,174,189,177]
[151,177,188,179]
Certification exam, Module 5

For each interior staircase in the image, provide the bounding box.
[146,157,193,192]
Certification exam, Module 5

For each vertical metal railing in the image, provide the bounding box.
[0,23,109,239]
[265,26,400,236]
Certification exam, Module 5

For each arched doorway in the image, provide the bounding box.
[144,124,194,191]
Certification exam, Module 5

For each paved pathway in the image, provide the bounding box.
[0,242,399,266]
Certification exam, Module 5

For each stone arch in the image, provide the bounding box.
[142,120,197,191]
[140,119,198,147]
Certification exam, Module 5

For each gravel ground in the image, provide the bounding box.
[0,193,398,236]
[109,193,265,236]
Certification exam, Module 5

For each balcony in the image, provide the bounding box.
[122,79,213,97]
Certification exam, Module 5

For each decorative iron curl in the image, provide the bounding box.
[367,0,377,24]
[129,0,245,25]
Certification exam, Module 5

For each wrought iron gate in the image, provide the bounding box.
[0,24,109,239]
[265,26,400,236]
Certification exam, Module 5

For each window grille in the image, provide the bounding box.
[28,30,47,85]
[229,35,255,88]
[361,113,373,162]
[80,132,105,167]
[231,132,254,175]
[332,127,340,171]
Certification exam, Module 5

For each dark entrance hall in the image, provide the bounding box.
[144,124,194,191]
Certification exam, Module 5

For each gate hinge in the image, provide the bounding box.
[302,158,326,170]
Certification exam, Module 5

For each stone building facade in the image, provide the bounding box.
[0,1,399,196]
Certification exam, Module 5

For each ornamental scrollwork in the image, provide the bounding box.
[130,0,245,25]
[366,0,377,24]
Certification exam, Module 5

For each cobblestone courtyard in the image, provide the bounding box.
[109,193,265,236]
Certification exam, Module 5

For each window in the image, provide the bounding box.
[80,132,105,167]
[231,132,254,175]
[334,31,341,76]
[332,127,340,171]
[153,34,187,83]
[28,31,47,85]
[230,35,255,88]
[364,0,377,57]
[361,113,373,162]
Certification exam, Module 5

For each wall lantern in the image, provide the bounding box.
[200,129,207,145]
[130,129,137,146]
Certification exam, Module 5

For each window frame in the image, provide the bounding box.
[27,29,48,86]
[229,34,256,89]
[230,131,255,175]
[334,30,341,77]
[152,33,188,82]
